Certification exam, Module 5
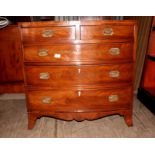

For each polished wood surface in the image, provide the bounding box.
[81,25,134,40]
[19,20,137,129]
[23,43,133,63]
[25,64,133,87]
[27,86,132,112]
[21,26,76,42]
[0,25,24,93]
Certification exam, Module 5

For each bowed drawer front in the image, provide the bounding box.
[25,63,133,87]
[27,86,132,112]
[19,20,137,129]
[23,43,133,63]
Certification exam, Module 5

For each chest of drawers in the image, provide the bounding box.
[19,20,137,129]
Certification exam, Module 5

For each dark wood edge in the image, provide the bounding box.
[25,83,133,91]
[24,60,134,66]
[137,87,155,115]
[152,26,155,31]
[22,39,134,45]
[147,55,155,61]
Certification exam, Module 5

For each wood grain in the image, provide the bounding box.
[25,63,133,87]
[0,25,24,93]
[21,26,76,42]
[27,86,132,112]
[23,43,133,63]
[81,25,134,40]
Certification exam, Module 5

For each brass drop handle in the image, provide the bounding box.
[103,28,113,36]
[42,97,52,104]
[108,95,119,102]
[38,49,48,57]
[39,72,50,80]
[42,30,53,37]
[109,48,120,55]
[109,70,120,78]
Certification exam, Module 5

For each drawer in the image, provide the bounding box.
[25,63,133,87]
[81,25,134,40]
[21,26,75,42]
[23,43,133,63]
[27,86,133,112]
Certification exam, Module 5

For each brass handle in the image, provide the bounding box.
[103,28,113,36]
[109,48,120,55]
[39,72,50,80]
[108,95,119,102]
[109,70,120,78]
[42,97,52,104]
[38,49,48,57]
[42,30,53,37]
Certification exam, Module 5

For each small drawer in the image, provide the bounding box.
[25,63,133,87]
[23,43,133,63]
[81,25,134,40]
[27,86,133,112]
[21,26,76,42]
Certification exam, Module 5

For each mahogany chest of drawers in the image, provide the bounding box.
[19,20,137,129]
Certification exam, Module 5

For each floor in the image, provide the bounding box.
[0,94,155,138]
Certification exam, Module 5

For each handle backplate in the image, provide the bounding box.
[109,70,120,78]
[39,72,50,80]
[42,30,53,37]
[103,28,113,36]
[42,97,52,104]
[38,49,48,57]
[109,48,120,55]
[108,95,119,102]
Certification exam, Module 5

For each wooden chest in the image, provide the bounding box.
[19,20,137,129]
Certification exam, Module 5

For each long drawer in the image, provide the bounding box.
[25,63,133,87]
[21,26,76,42]
[23,43,133,63]
[27,86,133,112]
[80,25,134,40]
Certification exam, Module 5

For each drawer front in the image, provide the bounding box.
[27,86,133,112]
[24,43,133,63]
[21,26,75,42]
[25,63,133,87]
[81,25,134,40]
